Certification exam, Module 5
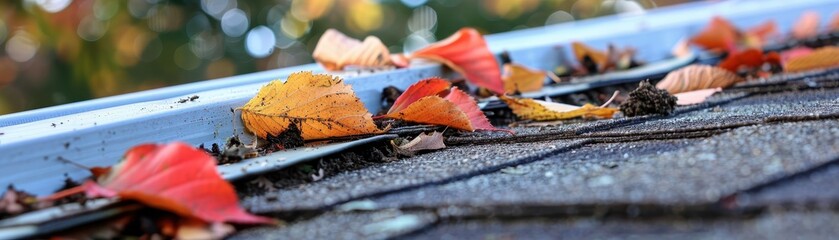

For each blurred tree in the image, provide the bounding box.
[0,0,692,114]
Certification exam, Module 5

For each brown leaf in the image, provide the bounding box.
[312,29,393,70]
[500,95,618,121]
[656,64,744,94]
[392,131,446,156]
[241,71,384,140]
[674,88,722,105]
[571,41,608,71]
[784,46,839,73]
[792,11,820,39]
[503,63,546,94]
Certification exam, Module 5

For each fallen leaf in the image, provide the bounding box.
[241,71,384,140]
[830,12,839,32]
[656,64,744,94]
[48,143,275,225]
[780,47,814,63]
[312,29,393,70]
[392,131,446,156]
[410,28,505,94]
[387,77,451,115]
[670,38,692,58]
[572,41,609,72]
[792,11,820,39]
[503,63,546,94]
[745,20,778,44]
[718,48,780,73]
[176,218,236,240]
[689,16,739,52]
[674,88,722,105]
[499,95,618,121]
[443,87,499,131]
[383,78,506,132]
[784,46,839,73]
[0,186,39,217]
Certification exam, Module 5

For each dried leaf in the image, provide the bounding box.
[503,63,546,94]
[500,95,618,121]
[830,12,839,32]
[781,47,814,63]
[386,95,472,130]
[393,131,446,156]
[312,29,393,70]
[689,16,739,52]
[745,20,779,43]
[384,78,505,132]
[241,72,384,140]
[49,143,275,225]
[671,39,692,58]
[443,88,500,131]
[571,41,609,70]
[718,49,773,73]
[674,88,722,105]
[656,65,744,94]
[411,28,505,94]
[387,77,450,115]
[792,11,820,39]
[784,46,839,73]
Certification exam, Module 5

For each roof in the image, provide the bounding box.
[228,71,839,239]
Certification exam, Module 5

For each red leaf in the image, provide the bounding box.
[411,28,504,94]
[56,143,274,225]
[718,49,765,73]
[387,78,451,114]
[383,78,510,133]
[443,88,509,133]
[689,16,739,52]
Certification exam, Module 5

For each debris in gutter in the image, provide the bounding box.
[620,80,677,117]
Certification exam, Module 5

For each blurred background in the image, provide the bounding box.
[0,0,697,114]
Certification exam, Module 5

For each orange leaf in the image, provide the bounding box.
[499,95,618,121]
[502,63,546,94]
[674,88,722,105]
[745,20,779,42]
[387,77,451,115]
[312,29,393,70]
[792,11,820,39]
[571,41,609,70]
[411,28,505,94]
[384,78,506,132]
[386,95,473,131]
[443,88,504,132]
[689,16,739,52]
[241,71,384,140]
[656,65,744,94]
[59,143,274,224]
[784,46,839,73]
[830,12,839,32]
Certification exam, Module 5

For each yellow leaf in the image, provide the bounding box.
[241,71,384,140]
[499,95,618,121]
[503,63,546,94]
[784,46,839,73]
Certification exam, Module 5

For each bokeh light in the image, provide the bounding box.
[0,0,694,115]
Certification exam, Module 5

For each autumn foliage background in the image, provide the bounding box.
[0,0,693,115]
